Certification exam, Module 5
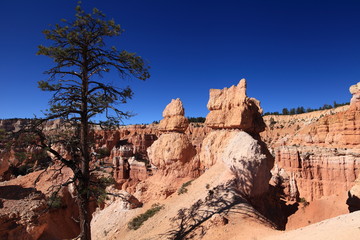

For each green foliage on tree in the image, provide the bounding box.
[187,117,206,123]
[263,101,349,116]
[282,108,289,115]
[29,3,150,240]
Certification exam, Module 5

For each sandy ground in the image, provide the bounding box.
[91,162,280,240]
[91,161,357,240]
[264,211,360,240]
[286,193,349,230]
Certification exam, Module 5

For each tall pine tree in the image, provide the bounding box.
[36,4,150,239]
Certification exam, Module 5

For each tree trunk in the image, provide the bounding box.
[78,191,91,240]
[79,53,91,240]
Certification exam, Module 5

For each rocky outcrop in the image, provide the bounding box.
[350,82,360,110]
[93,124,158,158]
[0,166,80,240]
[92,125,158,188]
[147,133,196,176]
[147,99,197,177]
[130,99,198,201]
[263,82,360,201]
[200,130,273,197]
[158,98,189,133]
[205,79,265,134]
[222,131,273,197]
[0,185,47,240]
[200,80,273,198]
[274,145,360,201]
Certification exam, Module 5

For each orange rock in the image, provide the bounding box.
[350,82,360,110]
[262,83,360,201]
[205,79,265,134]
[158,98,189,133]
[147,133,196,176]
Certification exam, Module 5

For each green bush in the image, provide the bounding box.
[298,197,309,207]
[48,192,63,209]
[128,204,163,230]
[96,147,111,159]
[178,180,192,195]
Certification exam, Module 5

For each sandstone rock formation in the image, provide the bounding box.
[125,99,198,201]
[205,79,266,134]
[0,166,80,240]
[200,130,273,198]
[262,82,360,201]
[0,185,47,240]
[158,98,189,132]
[147,98,197,178]
[147,133,196,174]
[350,81,360,110]
[92,125,158,188]
[200,80,273,198]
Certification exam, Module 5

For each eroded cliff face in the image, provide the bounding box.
[262,82,360,201]
[0,166,80,240]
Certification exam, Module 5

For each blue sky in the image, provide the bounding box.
[0,0,359,124]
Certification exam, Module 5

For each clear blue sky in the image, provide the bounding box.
[0,0,359,124]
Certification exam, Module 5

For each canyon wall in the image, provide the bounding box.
[262,82,360,201]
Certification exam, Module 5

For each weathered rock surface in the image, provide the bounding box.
[92,125,158,188]
[350,81,360,110]
[158,98,189,132]
[0,185,47,240]
[147,99,197,178]
[347,177,360,212]
[147,133,196,173]
[274,145,360,201]
[262,83,360,201]
[199,130,273,198]
[0,166,80,240]
[205,79,265,133]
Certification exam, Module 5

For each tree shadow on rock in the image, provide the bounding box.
[0,185,40,200]
[161,182,272,240]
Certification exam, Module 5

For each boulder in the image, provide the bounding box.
[158,98,189,132]
[205,79,265,133]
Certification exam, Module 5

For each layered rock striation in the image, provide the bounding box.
[264,82,360,201]
[205,79,266,134]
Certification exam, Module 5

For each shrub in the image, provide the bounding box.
[298,197,309,207]
[178,180,192,195]
[128,203,163,230]
[48,192,63,209]
[95,147,110,159]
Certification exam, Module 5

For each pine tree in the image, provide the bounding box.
[36,4,150,239]
[282,108,289,115]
